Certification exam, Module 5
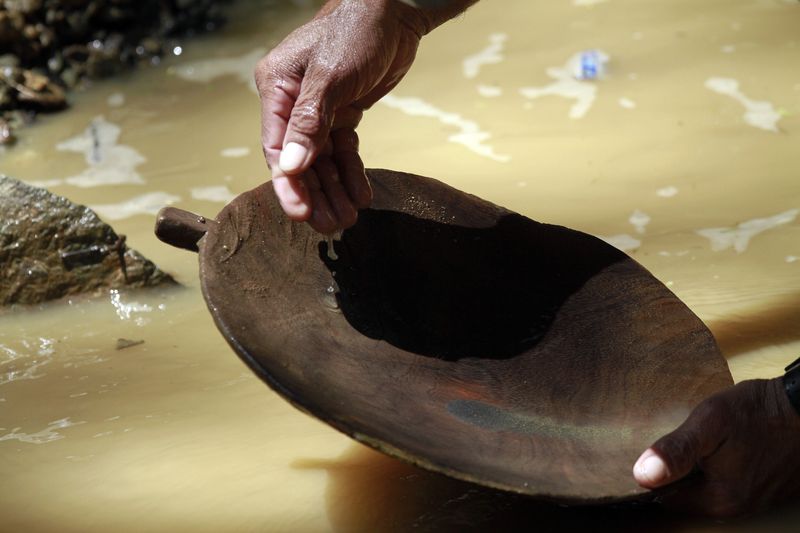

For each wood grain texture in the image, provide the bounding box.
[194,169,733,503]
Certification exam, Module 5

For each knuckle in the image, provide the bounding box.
[253,54,276,86]
[262,144,280,167]
[290,103,328,138]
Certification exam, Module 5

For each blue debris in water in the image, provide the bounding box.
[576,50,605,81]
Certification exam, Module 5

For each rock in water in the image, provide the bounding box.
[0,175,176,306]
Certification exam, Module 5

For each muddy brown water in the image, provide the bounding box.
[1,0,799,530]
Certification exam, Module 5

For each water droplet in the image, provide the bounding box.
[321,283,340,310]
[326,234,338,260]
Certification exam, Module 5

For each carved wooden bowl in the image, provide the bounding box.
[156,169,733,503]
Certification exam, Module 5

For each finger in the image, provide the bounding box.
[314,156,358,229]
[280,65,339,176]
[332,128,372,209]
[332,106,363,130]
[320,137,334,157]
[303,167,339,234]
[633,399,729,489]
[271,175,311,221]
[255,54,298,167]
[255,55,312,219]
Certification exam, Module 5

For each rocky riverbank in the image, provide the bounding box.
[0,0,231,145]
[0,175,176,308]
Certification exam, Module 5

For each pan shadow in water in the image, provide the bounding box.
[320,209,626,361]
[292,444,700,533]
[708,292,800,360]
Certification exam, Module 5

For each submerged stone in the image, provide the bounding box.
[0,175,176,306]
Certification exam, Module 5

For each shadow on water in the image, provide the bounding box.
[293,444,800,532]
[319,209,625,361]
[708,292,800,360]
[293,444,696,533]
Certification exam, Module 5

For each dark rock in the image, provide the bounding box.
[116,338,145,350]
[0,176,177,307]
[0,0,232,131]
[0,66,67,110]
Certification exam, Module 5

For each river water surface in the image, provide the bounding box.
[1,0,799,530]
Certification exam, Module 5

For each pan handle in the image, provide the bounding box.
[155,207,210,253]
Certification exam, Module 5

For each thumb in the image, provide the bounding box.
[279,70,338,176]
[633,401,727,489]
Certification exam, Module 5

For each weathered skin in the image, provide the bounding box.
[635,377,800,518]
[254,0,477,234]
[0,175,175,307]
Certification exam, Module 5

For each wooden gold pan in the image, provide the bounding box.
[155,169,733,503]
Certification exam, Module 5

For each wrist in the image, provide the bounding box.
[764,375,800,434]
[783,355,800,418]
[388,0,477,35]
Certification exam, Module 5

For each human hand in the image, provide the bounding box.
[633,377,800,517]
[254,0,426,234]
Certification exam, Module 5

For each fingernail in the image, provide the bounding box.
[634,451,668,486]
[279,142,307,173]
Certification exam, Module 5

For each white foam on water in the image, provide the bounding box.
[656,186,679,198]
[476,85,503,98]
[220,146,251,158]
[109,289,154,322]
[598,234,641,251]
[696,208,798,253]
[171,48,266,94]
[462,33,507,79]
[786,255,798,263]
[107,92,125,107]
[705,77,781,132]
[90,191,181,221]
[519,50,609,119]
[190,185,236,203]
[28,179,65,188]
[55,116,146,187]
[379,94,510,162]
[629,209,651,234]
[0,418,84,445]
[618,97,636,109]
[0,338,56,386]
